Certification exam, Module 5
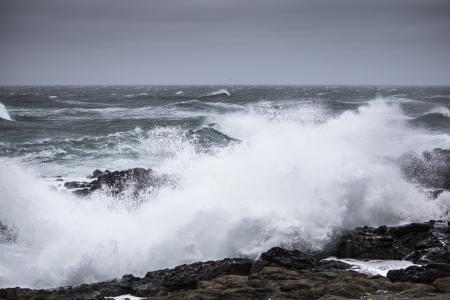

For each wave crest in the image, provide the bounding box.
[0,103,13,121]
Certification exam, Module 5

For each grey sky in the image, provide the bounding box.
[1,0,449,85]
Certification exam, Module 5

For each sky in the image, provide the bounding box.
[1,0,450,85]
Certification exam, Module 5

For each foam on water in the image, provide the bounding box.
[324,258,418,277]
[0,100,449,288]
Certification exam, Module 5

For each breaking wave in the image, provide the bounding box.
[203,88,231,97]
[0,102,13,121]
[0,100,449,289]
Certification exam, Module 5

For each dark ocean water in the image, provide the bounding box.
[0,86,449,288]
[1,86,449,178]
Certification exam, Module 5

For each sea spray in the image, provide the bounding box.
[0,100,448,289]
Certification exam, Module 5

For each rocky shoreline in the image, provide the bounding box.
[1,220,449,300]
[1,148,449,300]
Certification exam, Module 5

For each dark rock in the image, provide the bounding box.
[65,168,174,197]
[251,247,318,273]
[387,263,450,284]
[331,220,449,263]
[3,245,450,300]
[391,222,431,236]
[64,181,90,189]
[138,258,252,295]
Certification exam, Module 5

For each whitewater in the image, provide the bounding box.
[0,86,449,289]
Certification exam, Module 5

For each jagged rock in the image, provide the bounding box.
[251,247,318,273]
[0,258,253,300]
[332,220,449,263]
[134,258,253,296]
[2,222,450,300]
[64,181,90,189]
[65,168,174,197]
[387,263,450,284]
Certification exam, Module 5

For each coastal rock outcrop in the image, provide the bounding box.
[2,221,450,299]
[332,220,450,264]
[64,168,174,196]
[387,263,450,284]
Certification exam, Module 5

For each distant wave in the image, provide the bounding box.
[0,102,13,121]
[428,106,450,117]
[203,88,231,97]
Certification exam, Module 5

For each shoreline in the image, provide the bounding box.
[1,220,449,300]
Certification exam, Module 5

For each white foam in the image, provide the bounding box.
[175,91,184,95]
[0,102,13,121]
[0,99,448,289]
[324,257,418,277]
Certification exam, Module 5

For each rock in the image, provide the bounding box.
[137,258,253,295]
[87,169,107,179]
[64,181,90,189]
[0,258,253,299]
[65,168,174,197]
[251,247,318,273]
[387,263,450,284]
[2,246,450,300]
[398,284,437,297]
[433,276,450,292]
[331,220,449,263]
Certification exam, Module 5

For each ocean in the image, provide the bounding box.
[0,85,449,288]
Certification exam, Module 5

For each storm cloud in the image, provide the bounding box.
[1,0,449,85]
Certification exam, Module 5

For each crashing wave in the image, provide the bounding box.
[175,91,184,95]
[1,100,449,289]
[0,102,13,121]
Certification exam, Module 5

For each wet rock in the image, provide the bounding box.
[135,258,253,295]
[65,168,174,197]
[87,169,108,179]
[251,247,318,273]
[387,263,450,284]
[2,251,450,300]
[64,181,90,189]
[332,220,449,263]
